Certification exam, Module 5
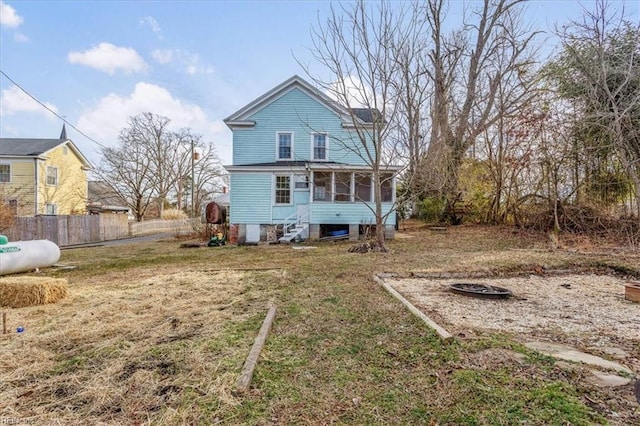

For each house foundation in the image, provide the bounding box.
[349,224,359,241]
[385,225,395,240]
[309,224,320,240]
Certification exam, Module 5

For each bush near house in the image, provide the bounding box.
[0,200,15,232]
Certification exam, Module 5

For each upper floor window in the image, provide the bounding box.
[46,166,58,186]
[275,175,291,204]
[313,133,327,160]
[0,164,10,183]
[277,132,293,160]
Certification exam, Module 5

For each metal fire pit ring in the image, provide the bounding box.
[449,283,512,299]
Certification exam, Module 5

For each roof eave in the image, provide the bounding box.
[224,164,309,173]
[224,120,256,130]
[224,75,352,124]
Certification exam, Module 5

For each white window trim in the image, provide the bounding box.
[276,132,294,161]
[311,133,329,161]
[45,203,57,215]
[0,163,11,183]
[46,166,58,186]
[350,172,355,202]
[273,174,292,205]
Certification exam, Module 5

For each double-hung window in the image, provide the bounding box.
[275,175,291,204]
[312,133,327,160]
[46,166,58,186]
[45,203,57,215]
[0,164,10,183]
[277,132,293,160]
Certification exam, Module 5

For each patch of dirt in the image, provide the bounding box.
[389,273,640,426]
[388,274,639,351]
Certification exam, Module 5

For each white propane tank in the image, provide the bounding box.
[0,236,61,276]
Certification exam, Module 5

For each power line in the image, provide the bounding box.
[0,69,107,149]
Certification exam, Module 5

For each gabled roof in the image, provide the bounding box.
[88,180,128,208]
[351,108,382,124]
[0,138,93,169]
[224,75,376,129]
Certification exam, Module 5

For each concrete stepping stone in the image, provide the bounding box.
[588,370,632,387]
[525,341,633,374]
[597,346,629,360]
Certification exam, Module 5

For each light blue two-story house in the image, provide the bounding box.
[223,75,400,244]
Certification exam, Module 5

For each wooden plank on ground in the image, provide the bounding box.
[373,274,454,344]
[236,304,277,393]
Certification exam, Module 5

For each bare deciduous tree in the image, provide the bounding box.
[388,2,432,216]
[98,135,155,221]
[190,139,226,216]
[97,113,225,221]
[423,0,540,222]
[550,0,640,215]
[304,0,404,250]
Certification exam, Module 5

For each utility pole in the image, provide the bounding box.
[191,138,195,218]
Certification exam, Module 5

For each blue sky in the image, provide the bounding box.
[1,0,638,167]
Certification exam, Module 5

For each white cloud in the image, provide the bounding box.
[152,49,174,64]
[0,85,57,117]
[140,16,162,39]
[150,48,214,74]
[183,52,215,75]
[76,82,232,163]
[326,75,374,108]
[186,63,215,75]
[0,1,23,28]
[68,42,148,75]
[13,32,28,42]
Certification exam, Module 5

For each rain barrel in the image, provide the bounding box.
[0,237,61,276]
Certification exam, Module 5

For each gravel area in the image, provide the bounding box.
[388,274,640,347]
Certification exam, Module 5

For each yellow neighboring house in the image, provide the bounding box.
[0,128,92,216]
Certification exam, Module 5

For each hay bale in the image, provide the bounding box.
[0,276,68,308]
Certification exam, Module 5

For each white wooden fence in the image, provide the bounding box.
[129,218,196,236]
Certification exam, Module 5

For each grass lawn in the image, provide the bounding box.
[1,223,638,424]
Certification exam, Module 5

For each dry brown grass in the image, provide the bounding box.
[0,276,68,308]
[0,267,285,423]
[0,223,638,424]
